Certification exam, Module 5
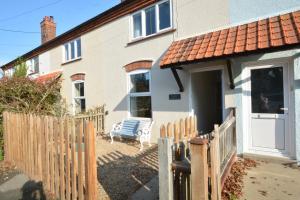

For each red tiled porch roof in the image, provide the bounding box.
[160,10,300,68]
[35,70,62,84]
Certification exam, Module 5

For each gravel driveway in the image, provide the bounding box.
[96,135,158,200]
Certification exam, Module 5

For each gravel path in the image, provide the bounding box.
[96,135,158,200]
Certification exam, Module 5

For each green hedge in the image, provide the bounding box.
[0,76,66,159]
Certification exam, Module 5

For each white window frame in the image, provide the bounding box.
[62,38,82,63]
[130,0,173,40]
[28,56,39,74]
[72,80,86,115]
[4,68,15,77]
[127,69,152,119]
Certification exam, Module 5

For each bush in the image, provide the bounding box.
[0,76,66,160]
[13,58,28,78]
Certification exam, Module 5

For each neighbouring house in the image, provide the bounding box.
[1,0,300,164]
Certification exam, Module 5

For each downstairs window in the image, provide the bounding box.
[128,70,152,118]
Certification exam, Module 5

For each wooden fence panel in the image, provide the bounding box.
[65,119,71,200]
[45,116,50,191]
[84,121,97,200]
[60,118,66,200]
[49,117,55,194]
[71,119,77,200]
[54,117,60,198]
[77,120,84,200]
[3,112,98,200]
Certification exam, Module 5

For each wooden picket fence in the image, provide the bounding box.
[3,111,98,200]
[158,109,236,200]
[75,105,105,136]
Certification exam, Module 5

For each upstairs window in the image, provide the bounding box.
[73,80,86,114]
[128,70,152,118]
[145,6,156,36]
[133,13,142,38]
[29,56,39,74]
[159,1,171,30]
[131,0,172,39]
[4,68,15,77]
[64,38,81,62]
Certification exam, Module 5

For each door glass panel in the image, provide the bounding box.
[251,67,284,114]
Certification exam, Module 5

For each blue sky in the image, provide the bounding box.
[0,0,120,65]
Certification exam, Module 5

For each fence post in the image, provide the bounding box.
[190,137,208,200]
[84,121,97,200]
[158,137,174,200]
[210,125,222,200]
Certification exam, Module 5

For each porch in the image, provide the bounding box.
[159,10,300,163]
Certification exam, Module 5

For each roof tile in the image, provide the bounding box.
[160,10,300,67]
[35,71,62,84]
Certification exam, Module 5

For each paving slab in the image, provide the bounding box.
[0,174,29,193]
[0,173,46,200]
[241,156,300,200]
[0,174,29,200]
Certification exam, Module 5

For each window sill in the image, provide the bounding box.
[129,117,153,120]
[28,72,39,76]
[127,28,176,46]
[62,57,82,66]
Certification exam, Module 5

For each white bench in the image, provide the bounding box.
[109,119,154,150]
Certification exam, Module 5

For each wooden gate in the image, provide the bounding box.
[3,111,98,200]
[158,109,236,200]
[75,105,105,136]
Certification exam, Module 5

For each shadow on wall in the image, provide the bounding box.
[97,138,158,200]
[113,57,190,113]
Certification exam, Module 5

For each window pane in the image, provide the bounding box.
[33,57,39,73]
[130,96,152,118]
[133,13,142,38]
[65,44,69,61]
[159,1,171,30]
[130,72,150,93]
[145,6,156,36]
[77,39,81,57]
[251,67,284,114]
[75,99,86,114]
[71,41,75,59]
[75,82,84,97]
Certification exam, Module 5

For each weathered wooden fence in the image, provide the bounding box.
[3,111,98,200]
[158,109,236,200]
[75,105,105,136]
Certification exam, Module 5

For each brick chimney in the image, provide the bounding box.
[40,16,56,44]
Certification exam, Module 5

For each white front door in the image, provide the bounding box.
[246,64,290,157]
